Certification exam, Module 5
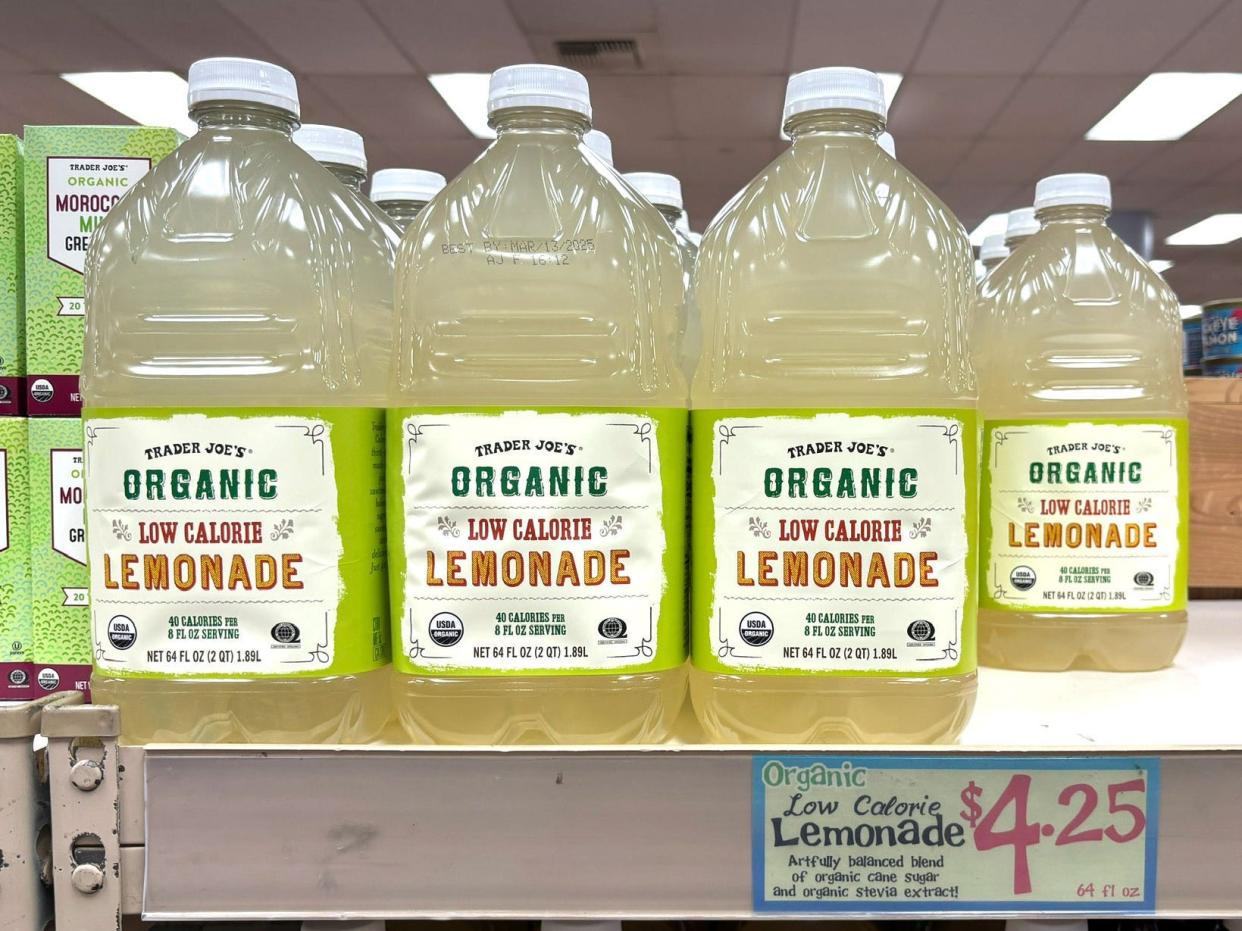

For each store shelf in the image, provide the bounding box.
[40,602,1242,926]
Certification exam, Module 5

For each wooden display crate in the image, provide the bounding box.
[1189,376,1242,592]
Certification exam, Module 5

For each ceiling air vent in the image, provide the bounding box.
[554,38,642,71]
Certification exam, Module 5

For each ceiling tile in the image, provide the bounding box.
[365,0,533,73]
[613,138,686,178]
[935,181,1029,230]
[589,75,677,140]
[218,0,413,74]
[304,75,472,148]
[0,74,140,129]
[988,75,1137,139]
[887,75,1022,136]
[510,0,658,35]
[1124,140,1242,183]
[790,0,938,72]
[107,1,280,70]
[1041,139,1166,179]
[670,75,784,139]
[914,0,1082,74]
[0,3,152,71]
[1109,181,1193,212]
[1037,0,1222,74]
[892,136,975,186]
[1160,0,1242,69]
[1184,98,1242,141]
[946,136,1067,187]
[658,0,796,74]
[369,138,484,180]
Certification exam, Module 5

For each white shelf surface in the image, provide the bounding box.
[966,599,1240,748]
[45,601,1242,924]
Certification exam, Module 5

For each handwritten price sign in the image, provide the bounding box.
[752,755,1159,913]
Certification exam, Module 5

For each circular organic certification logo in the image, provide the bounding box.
[428,612,464,647]
[1010,565,1037,592]
[598,617,627,640]
[739,611,775,647]
[8,667,27,687]
[30,378,54,403]
[37,668,60,692]
[107,615,137,650]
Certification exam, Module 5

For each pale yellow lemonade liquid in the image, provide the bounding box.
[83,59,396,742]
[391,66,687,744]
[978,174,1187,671]
[690,68,978,744]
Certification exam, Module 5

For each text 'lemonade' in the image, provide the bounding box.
[977,173,1188,671]
[690,67,978,744]
[389,65,688,744]
[83,57,397,743]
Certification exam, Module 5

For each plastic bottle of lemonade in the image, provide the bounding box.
[389,65,688,744]
[1005,206,1039,251]
[82,58,394,743]
[979,234,1009,279]
[977,173,1188,671]
[583,129,614,167]
[878,131,896,158]
[294,123,369,193]
[623,172,699,375]
[371,168,447,232]
[690,67,978,744]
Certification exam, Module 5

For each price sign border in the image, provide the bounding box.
[751,753,1161,914]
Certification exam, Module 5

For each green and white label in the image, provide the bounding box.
[981,420,1188,613]
[389,407,687,675]
[85,409,388,678]
[693,410,976,676]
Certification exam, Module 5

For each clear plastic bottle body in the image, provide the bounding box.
[977,204,1188,671]
[83,102,396,743]
[690,111,977,744]
[391,107,687,744]
[653,203,700,377]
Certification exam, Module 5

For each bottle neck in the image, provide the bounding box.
[1004,233,1032,250]
[655,204,682,225]
[190,101,299,135]
[490,106,589,138]
[377,199,427,228]
[1035,204,1110,226]
[786,109,885,140]
[325,164,365,194]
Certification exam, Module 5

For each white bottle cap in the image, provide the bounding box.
[1006,207,1040,240]
[623,172,683,211]
[1034,173,1111,211]
[187,57,299,117]
[293,124,366,171]
[980,234,1009,263]
[370,168,447,205]
[878,131,895,157]
[583,130,613,166]
[487,64,590,119]
[783,67,887,124]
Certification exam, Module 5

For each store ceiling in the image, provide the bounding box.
[2,0,1241,302]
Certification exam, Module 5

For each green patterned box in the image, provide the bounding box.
[0,418,31,698]
[0,135,21,416]
[22,126,180,417]
[29,416,88,695]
